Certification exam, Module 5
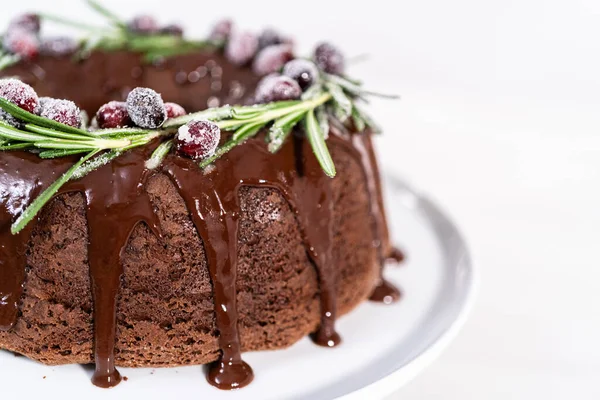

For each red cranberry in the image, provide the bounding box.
[258,28,291,50]
[252,44,294,76]
[8,14,41,33]
[176,120,221,160]
[283,59,319,90]
[165,102,187,118]
[40,37,79,57]
[95,101,132,129]
[161,24,184,37]
[126,87,167,128]
[128,15,159,35]
[209,19,233,42]
[3,29,39,60]
[0,78,39,113]
[314,42,345,75]
[255,74,302,103]
[225,31,258,66]
[38,97,82,128]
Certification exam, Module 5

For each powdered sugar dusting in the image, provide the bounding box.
[176,120,221,160]
[252,44,294,76]
[282,59,319,90]
[0,78,39,113]
[126,87,167,129]
[38,97,82,128]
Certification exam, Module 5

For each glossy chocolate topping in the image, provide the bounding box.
[0,50,401,389]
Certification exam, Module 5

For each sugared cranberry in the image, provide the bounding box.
[3,29,39,60]
[255,74,302,103]
[0,78,39,113]
[165,102,187,119]
[126,87,167,129]
[38,97,82,128]
[282,59,319,90]
[252,44,294,76]
[257,28,286,50]
[128,15,159,35]
[40,37,79,57]
[225,31,258,66]
[314,42,345,75]
[176,120,221,160]
[8,14,41,34]
[209,19,233,42]
[95,101,132,129]
[161,24,184,37]
[0,78,39,127]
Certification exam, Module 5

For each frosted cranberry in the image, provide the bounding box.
[38,97,82,128]
[165,102,187,118]
[255,75,302,103]
[282,59,319,90]
[40,37,79,57]
[161,24,184,37]
[3,29,39,60]
[95,101,132,129]
[8,14,41,33]
[209,19,233,42]
[128,15,159,35]
[176,120,221,160]
[225,31,258,66]
[0,78,39,113]
[314,42,345,75]
[257,28,286,50]
[126,87,167,128]
[252,44,294,76]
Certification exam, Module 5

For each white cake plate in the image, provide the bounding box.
[0,175,476,400]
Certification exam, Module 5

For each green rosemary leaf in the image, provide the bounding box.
[87,127,152,137]
[351,106,366,132]
[301,84,324,100]
[0,142,34,151]
[268,110,306,153]
[128,35,183,51]
[39,12,109,33]
[33,141,96,150]
[86,0,126,28]
[11,150,99,234]
[0,53,20,71]
[232,122,266,141]
[354,104,382,133]
[163,105,236,128]
[0,123,50,142]
[200,122,264,168]
[145,140,173,170]
[39,148,91,159]
[0,97,96,137]
[324,81,352,118]
[25,124,98,141]
[304,109,336,178]
[70,150,122,181]
[315,106,330,139]
[325,73,399,99]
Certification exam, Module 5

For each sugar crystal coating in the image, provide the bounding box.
[0,78,39,113]
[255,74,302,103]
[176,120,221,160]
[314,42,345,75]
[165,102,187,119]
[3,28,39,60]
[128,15,159,35]
[38,97,82,128]
[282,59,319,90]
[225,31,258,66]
[209,19,233,42]
[40,37,79,57]
[252,44,294,76]
[95,101,132,129]
[8,14,40,33]
[126,87,167,129]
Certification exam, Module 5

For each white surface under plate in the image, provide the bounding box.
[0,175,476,400]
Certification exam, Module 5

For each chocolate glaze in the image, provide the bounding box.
[0,50,400,389]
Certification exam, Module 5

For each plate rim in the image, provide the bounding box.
[336,176,479,400]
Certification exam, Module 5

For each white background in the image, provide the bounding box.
[2,1,599,399]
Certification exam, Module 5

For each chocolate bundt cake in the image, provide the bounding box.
[0,3,403,390]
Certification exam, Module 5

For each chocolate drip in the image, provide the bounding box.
[163,135,339,388]
[330,130,401,303]
[69,146,162,388]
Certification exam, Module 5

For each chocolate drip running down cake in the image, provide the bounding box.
[0,3,404,390]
